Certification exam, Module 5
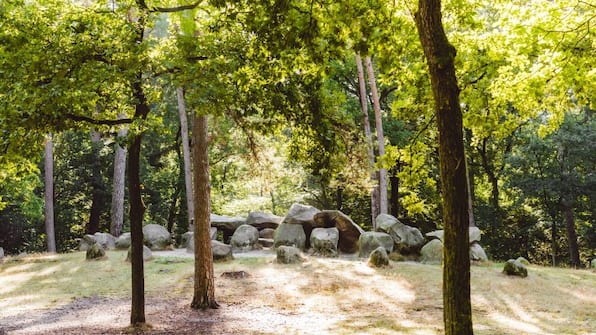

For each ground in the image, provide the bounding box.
[1,249,595,335]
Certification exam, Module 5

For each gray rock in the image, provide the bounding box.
[516,256,530,265]
[184,228,219,252]
[94,232,116,250]
[283,204,320,248]
[142,224,172,250]
[79,234,97,251]
[212,240,234,262]
[470,242,488,262]
[313,210,364,253]
[310,227,339,257]
[420,239,443,264]
[0,247,4,262]
[210,214,246,241]
[426,227,481,243]
[276,246,306,264]
[246,211,283,230]
[376,214,425,254]
[273,223,306,250]
[126,245,153,262]
[231,224,261,252]
[591,258,596,268]
[503,259,528,277]
[115,233,131,249]
[358,232,394,258]
[259,238,274,248]
[368,247,390,268]
[86,243,105,260]
[259,228,275,239]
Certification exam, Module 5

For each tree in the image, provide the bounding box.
[414,0,473,334]
[111,114,128,237]
[44,134,56,253]
[177,87,194,230]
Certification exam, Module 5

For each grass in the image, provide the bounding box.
[1,251,595,334]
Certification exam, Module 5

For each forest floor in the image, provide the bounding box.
[0,249,595,335]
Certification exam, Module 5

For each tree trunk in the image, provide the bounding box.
[365,56,388,218]
[87,129,103,234]
[44,134,56,253]
[111,114,128,237]
[191,114,219,309]
[562,203,580,267]
[465,156,475,227]
[177,87,194,231]
[414,1,473,334]
[390,162,400,218]
[479,138,499,212]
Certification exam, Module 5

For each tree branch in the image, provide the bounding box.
[149,1,202,13]
[66,113,133,126]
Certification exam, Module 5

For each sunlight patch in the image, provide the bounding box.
[490,312,554,335]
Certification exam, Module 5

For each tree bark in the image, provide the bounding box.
[44,134,56,253]
[177,87,194,231]
[562,203,580,267]
[465,156,475,227]
[414,1,473,334]
[365,56,388,218]
[87,128,103,234]
[111,114,128,237]
[390,162,400,218]
[191,114,219,309]
[355,54,379,225]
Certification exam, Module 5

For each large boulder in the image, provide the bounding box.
[358,232,394,258]
[246,212,283,230]
[86,243,105,260]
[368,247,390,268]
[115,233,131,250]
[282,204,320,248]
[503,259,528,278]
[276,246,306,264]
[314,210,364,253]
[0,247,4,262]
[212,240,234,262]
[469,242,488,262]
[259,228,275,239]
[420,239,443,264]
[426,227,481,244]
[210,214,246,243]
[230,224,261,252]
[590,258,596,269]
[516,256,530,266]
[184,228,219,252]
[143,224,172,250]
[126,245,153,262]
[310,227,339,257]
[93,232,116,250]
[79,234,97,251]
[273,223,306,250]
[376,214,424,254]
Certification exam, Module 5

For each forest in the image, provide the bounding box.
[0,0,595,333]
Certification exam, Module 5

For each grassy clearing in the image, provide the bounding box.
[1,251,595,334]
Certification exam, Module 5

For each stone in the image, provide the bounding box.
[313,210,364,253]
[142,224,172,250]
[282,204,320,248]
[426,227,481,243]
[126,245,153,262]
[358,232,394,258]
[470,242,488,262]
[503,259,528,277]
[230,224,261,252]
[310,227,339,257]
[79,234,97,251]
[258,238,274,248]
[86,243,105,260]
[368,247,390,268]
[590,258,596,268]
[93,232,116,250]
[273,223,306,250]
[276,246,306,264]
[246,212,283,230]
[516,256,530,265]
[210,214,246,242]
[212,240,234,262]
[259,228,275,239]
[0,247,4,262]
[420,239,443,264]
[184,228,219,252]
[376,214,425,254]
[115,233,131,250]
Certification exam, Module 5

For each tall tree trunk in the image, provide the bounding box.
[562,203,580,267]
[44,134,56,253]
[355,54,379,225]
[111,114,128,237]
[191,114,218,310]
[390,162,400,218]
[87,129,103,234]
[414,1,473,334]
[466,156,475,227]
[177,87,194,231]
[479,138,499,212]
[365,56,388,218]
